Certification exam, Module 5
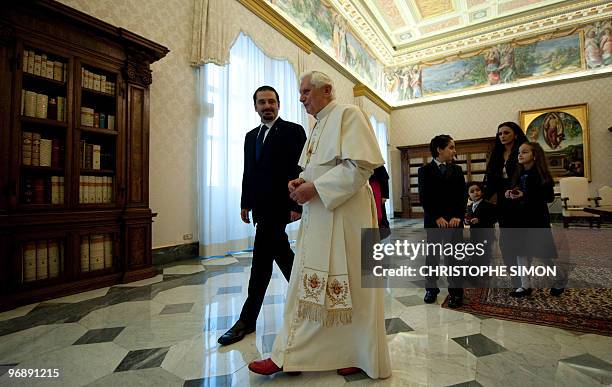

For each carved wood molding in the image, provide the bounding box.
[125,48,153,86]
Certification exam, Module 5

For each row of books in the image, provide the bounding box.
[22,239,63,282]
[22,176,64,205]
[22,50,66,82]
[80,107,115,129]
[22,132,63,167]
[81,68,116,95]
[80,141,113,170]
[79,176,113,204]
[22,90,66,121]
[81,234,113,272]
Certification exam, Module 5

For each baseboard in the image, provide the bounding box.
[152,242,199,266]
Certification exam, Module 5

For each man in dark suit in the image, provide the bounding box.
[418,135,467,308]
[218,86,306,345]
[465,181,497,287]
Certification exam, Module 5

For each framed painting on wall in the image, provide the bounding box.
[520,103,590,181]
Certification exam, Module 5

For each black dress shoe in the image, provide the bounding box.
[423,289,440,304]
[510,287,532,298]
[447,295,463,309]
[218,320,255,345]
[550,288,565,296]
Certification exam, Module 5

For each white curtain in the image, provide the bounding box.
[370,116,394,219]
[197,33,305,257]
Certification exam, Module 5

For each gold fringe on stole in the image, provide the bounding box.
[298,300,352,327]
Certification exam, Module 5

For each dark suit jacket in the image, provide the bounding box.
[466,200,497,228]
[418,161,467,228]
[241,117,306,225]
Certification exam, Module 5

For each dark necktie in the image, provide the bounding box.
[255,125,268,162]
[439,163,448,176]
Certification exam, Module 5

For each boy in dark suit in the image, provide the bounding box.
[418,135,467,308]
[465,181,497,287]
[218,86,306,345]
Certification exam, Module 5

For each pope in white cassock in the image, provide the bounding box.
[248,71,392,379]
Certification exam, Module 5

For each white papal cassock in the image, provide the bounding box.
[271,101,391,379]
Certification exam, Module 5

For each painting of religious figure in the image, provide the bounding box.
[520,104,590,181]
[584,19,612,69]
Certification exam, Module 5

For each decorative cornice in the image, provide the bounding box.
[238,0,313,53]
[125,49,153,86]
[353,83,392,114]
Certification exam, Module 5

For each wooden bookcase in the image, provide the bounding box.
[0,1,169,311]
[397,137,495,218]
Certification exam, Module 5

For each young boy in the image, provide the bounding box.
[465,181,497,287]
[418,135,467,308]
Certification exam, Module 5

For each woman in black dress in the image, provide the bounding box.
[483,122,527,290]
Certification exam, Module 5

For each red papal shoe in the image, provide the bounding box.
[248,358,283,375]
[337,367,362,376]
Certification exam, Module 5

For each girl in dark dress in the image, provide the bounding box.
[483,122,527,289]
[505,142,564,297]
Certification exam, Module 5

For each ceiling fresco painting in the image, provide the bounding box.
[264,0,612,106]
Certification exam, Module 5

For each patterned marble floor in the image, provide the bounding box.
[0,221,611,386]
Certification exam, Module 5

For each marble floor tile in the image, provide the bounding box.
[78,301,166,330]
[262,295,284,305]
[217,286,243,295]
[452,334,506,357]
[86,367,184,387]
[159,303,194,315]
[184,374,232,387]
[113,274,164,287]
[202,257,239,266]
[114,347,170,372]
[163,265,206,276]
[558,353,612,385]
[447,381,484,387]
[0,323,88,363]
[73,327,125,345]
[396,295,424,307]
[0,364,18,377]
[0,303,39,322]
[579,334,612,364]
[0,342,128,387]
[112,317,206,351]
[385,317,414,335]
[44,287,110,304]
[474,350,559,387]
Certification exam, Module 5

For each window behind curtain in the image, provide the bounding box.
[197,33,304,256]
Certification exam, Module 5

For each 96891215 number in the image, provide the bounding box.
[8,368,60,378]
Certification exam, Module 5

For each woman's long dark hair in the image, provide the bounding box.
[488,122,528,167]
[483,122,528,198]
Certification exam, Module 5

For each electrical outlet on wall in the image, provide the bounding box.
[183,233,193,241]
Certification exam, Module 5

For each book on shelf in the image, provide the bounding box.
[39,138,52,167]
[57,96,65,121]
[33,177,45,204]
[107,115,115,130]
[36,240,48,280]
[51,176,60,204]
[80,107,94,126]
[80,236,90,272]
[85,143,93,169]
[24,90,36,117]
[53,61,63,82]
[48,240,60,278]
[59,177,64,204]
[22,177,33,203]
[103,235,113,268]
[23,241,36,282]
[92,144,101,169]
[33,54,41,76]
[21,90,25,114]
[22,131,33,165]
[93,113,99,128]
[51,139,61,168]
[35,93,48,119]
[90,234,105,271]
[22,90,65,121]
[31,133,41,166]
[26,50,35,73]
[94,176,103,203]
[88,175,96,203]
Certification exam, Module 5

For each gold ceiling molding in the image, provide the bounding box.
[353,83,392,114]
[333,0,393,62]
[392,0,611,65]
[237,0,313,53]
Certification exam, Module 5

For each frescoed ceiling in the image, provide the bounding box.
[329,0,610,64]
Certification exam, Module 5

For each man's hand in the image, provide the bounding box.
[288,178,305,193]
[449,217,462,227]
[470,217,480,225]
[436,217,449,228]
[290,182,317,204]
[290,211,301,222]
[241,208,251,224]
